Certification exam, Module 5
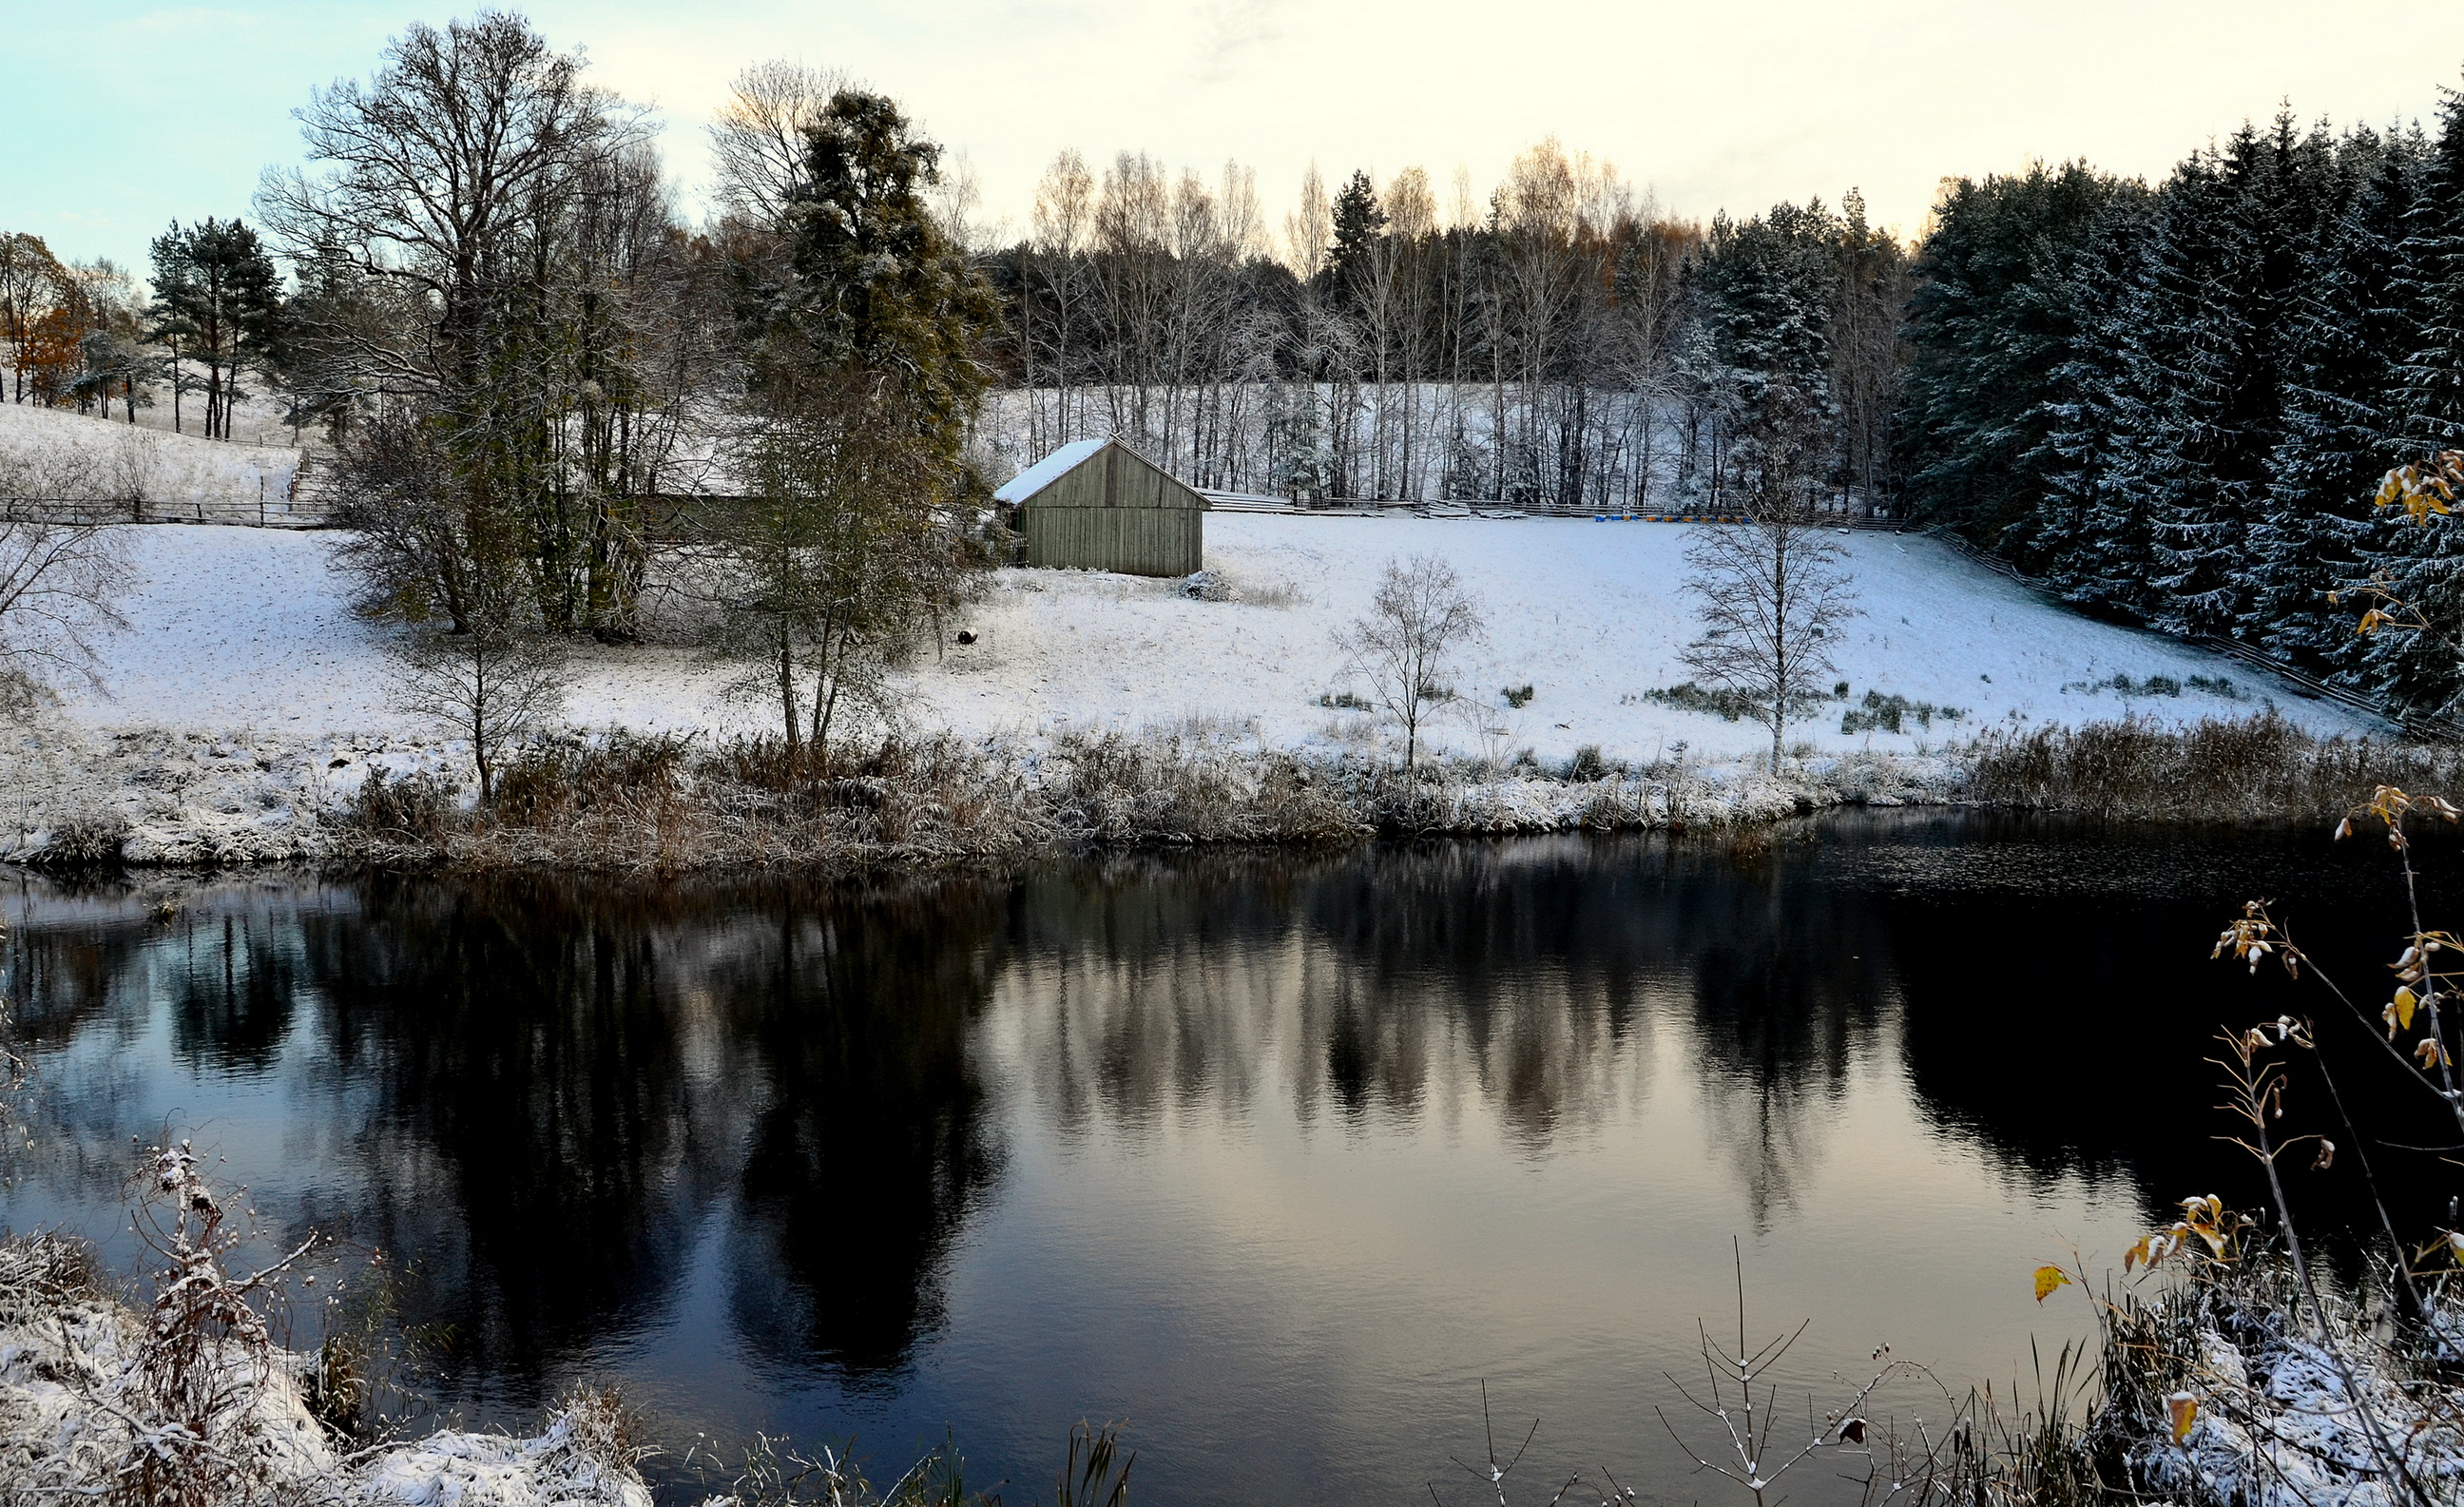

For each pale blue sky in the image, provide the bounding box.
[7,1,2464,280]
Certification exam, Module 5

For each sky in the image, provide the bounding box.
[6,1,2464,280]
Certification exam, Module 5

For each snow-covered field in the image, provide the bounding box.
[0,398,302,513]
[54,513,2373,760]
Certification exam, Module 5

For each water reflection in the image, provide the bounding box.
[2,816,2438,1505]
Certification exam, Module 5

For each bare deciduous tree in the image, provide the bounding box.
[0,455,129,715]
[263,15,704,643]
[384,610,568,803]
[1679,390,1859,766]
[1338,552,1486,772]
[708,59,848,226]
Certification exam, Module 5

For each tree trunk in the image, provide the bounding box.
[778,628,801,770]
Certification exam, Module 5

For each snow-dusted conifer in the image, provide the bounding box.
[2358,85,2464,716]
[2249,126,2421,674]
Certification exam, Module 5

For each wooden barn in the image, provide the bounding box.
[994,437,1207,576]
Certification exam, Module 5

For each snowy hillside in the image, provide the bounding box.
[0,400,302,516]
[53,514,2374,761]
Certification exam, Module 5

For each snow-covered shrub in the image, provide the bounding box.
[0,1179,657,1507]
[1642,680,1844,724]
[1043,728,1361,845]
[35,806,129,867]
[1838,690,1965,736]
[489,731,690,826]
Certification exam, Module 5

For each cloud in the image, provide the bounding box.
[1189,0,1284,85]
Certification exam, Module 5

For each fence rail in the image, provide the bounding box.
[0,493,331,529]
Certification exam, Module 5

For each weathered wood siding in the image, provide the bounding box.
[1014,439,1206,575]
[1034,455,1111,511]
[1024,506,1203,575]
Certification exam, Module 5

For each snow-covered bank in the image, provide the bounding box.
[56,514,2373,755]
[0,512,2398,865]
[0,1232,651,1507]
[0,398,305,519]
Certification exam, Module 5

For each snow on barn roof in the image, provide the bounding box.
[993,437,1108,504]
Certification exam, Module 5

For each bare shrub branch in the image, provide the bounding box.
[1336,552,1486,772]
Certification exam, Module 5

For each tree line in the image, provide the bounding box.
[0,221,282,441]
[15,7,2464,732]
[1899,87,2464,719]
[988,151,1913,512]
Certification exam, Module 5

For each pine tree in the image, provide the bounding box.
[146,219,283,440]
[767,88,998,467]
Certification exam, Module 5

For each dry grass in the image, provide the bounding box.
[316,725,1874,875]
[1963,711,2464,821]
[322,727,1373,875]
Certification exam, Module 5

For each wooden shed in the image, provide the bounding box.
[994,437,1207,576]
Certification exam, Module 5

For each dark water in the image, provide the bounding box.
[3,813,2453,1506]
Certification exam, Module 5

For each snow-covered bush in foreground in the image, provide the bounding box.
[0,1217,652,1507]
[2085,1262,2464,1507]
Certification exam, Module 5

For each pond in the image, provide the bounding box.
[3,812,2452,1506]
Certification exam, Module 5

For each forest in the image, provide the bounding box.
[3,19,2464,717]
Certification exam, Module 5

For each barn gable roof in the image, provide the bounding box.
[993,438,1107,504]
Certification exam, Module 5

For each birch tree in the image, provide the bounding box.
[1678,389,1859,765]
[1338,553,1486,772]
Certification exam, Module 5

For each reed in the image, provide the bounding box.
[1964,710,2464,821]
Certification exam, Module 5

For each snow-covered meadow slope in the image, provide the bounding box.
[57,513,2370,760]
[0,398,302,514]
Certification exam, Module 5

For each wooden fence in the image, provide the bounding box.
[0,489,330,529]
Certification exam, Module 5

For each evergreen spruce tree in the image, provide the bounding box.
[2142,141,2266,637]
[1326,169,1386,304]
[2251,126,2421,675]
[1689,202,1843,495]
[1900,163,2143,549]
[2026,203,2155,607]
[2066,157,2230,626]
[2361,82,2464,715]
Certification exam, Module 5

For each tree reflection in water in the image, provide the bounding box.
[5,816,2440,1504]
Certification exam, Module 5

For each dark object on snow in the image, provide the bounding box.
[954,629,977,645]
[994,436,1207,576]
[1180,570,1229,601]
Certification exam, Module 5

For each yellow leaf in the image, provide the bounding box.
[2033,1265,2071,1304]
[2168,1393,2199,1444]
[2416,1036,2452,1070]
[2388,988,2418,1038]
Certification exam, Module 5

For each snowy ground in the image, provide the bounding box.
[52,514,2375,761]
[0,398,302,513]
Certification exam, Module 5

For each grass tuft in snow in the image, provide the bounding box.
[1839,690,1966,736]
